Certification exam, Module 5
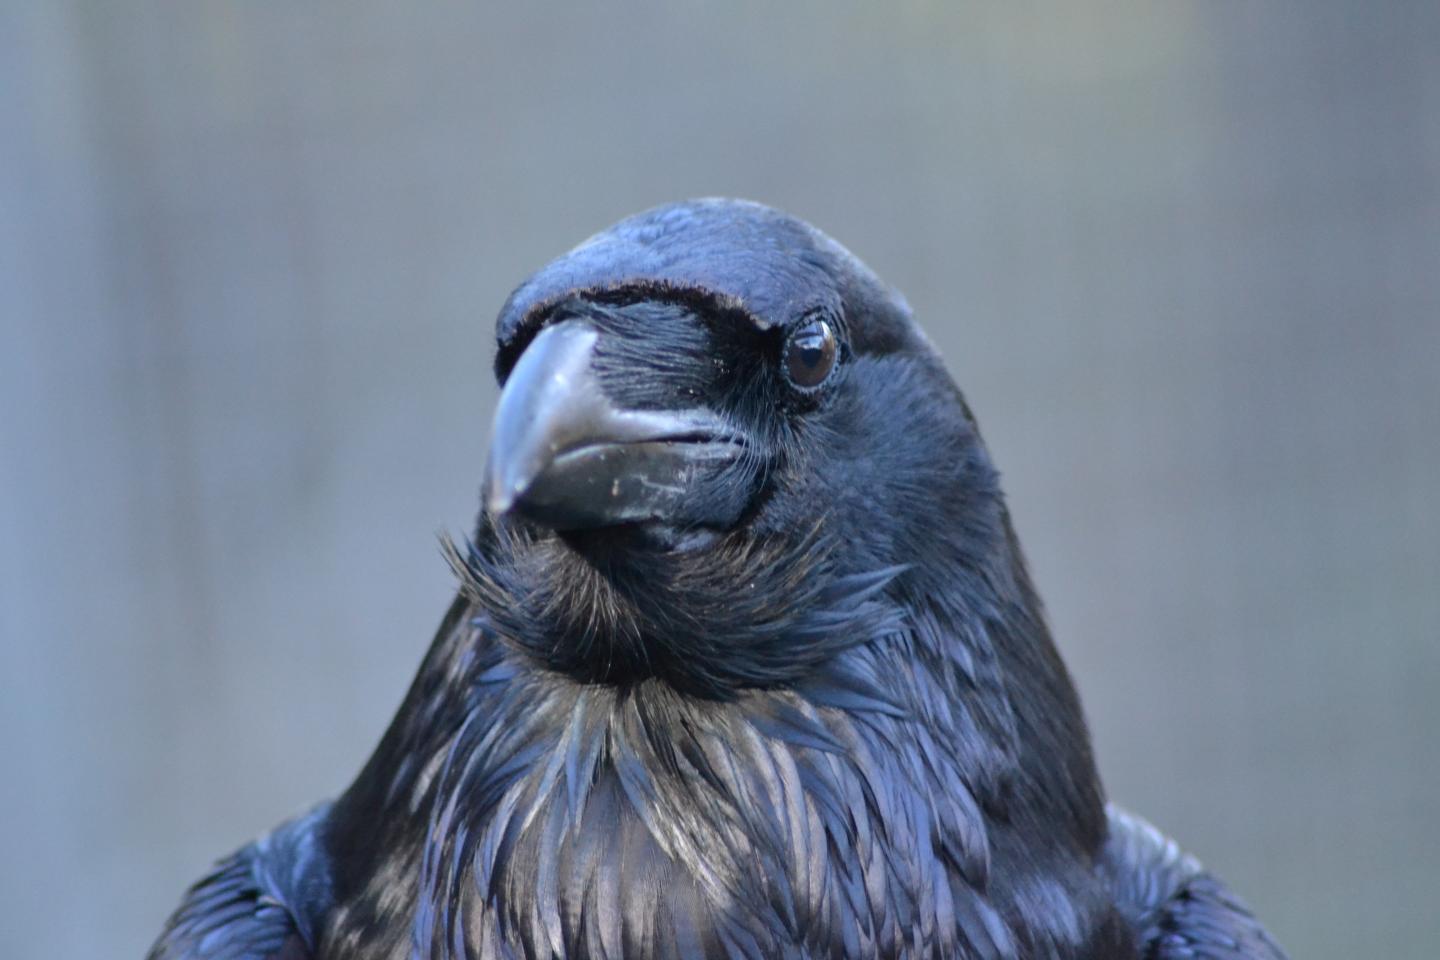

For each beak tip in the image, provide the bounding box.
[483,463,521,518]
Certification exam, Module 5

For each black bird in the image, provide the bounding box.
[149,199,1287,960]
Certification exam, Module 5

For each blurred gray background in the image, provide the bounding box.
[3,2,1437,957]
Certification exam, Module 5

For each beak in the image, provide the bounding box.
[484,319,750,531]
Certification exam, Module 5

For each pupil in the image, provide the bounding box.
[786,320,836,387]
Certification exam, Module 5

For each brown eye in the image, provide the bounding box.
[784,318,838,389]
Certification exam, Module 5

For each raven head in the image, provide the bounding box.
[465,199,1012,697]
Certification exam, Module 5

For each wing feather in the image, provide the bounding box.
[148,807,331,960]
[1102,805,1287,960]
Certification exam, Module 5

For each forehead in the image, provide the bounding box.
[496,199,913,352]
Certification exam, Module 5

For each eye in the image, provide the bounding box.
[783,318,839,389]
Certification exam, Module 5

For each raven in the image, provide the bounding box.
[149,199,1287,959]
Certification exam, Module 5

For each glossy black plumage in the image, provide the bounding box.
[150,199,1287,960]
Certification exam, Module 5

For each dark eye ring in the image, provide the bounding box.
[783,318,839,390]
